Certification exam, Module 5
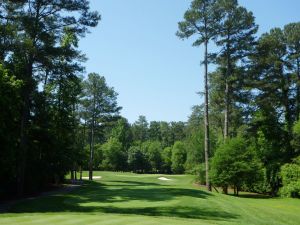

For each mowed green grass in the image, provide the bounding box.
[1,171,300,225]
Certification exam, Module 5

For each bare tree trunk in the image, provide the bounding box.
[71,170,74,181]
[284,91,292,134]
[296,58,300,120]
[80,166,82,181]
[212,185,219,193]
[89,94,96,181]
[44,70,49,88]
[81,120,86,181]
[204,39,211,192]
[17,92,29,197]
[17,3,42,196]
[224,41,230,140]
[17,62,33,197]
[222,185,228,194]
[224,81,229,139]
[89,121,94,181]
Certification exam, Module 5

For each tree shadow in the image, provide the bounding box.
[107,180,164,186]
[64,205,238,221]
[229,193,271,199]
[71,181,212,203]
[6,180,239,222]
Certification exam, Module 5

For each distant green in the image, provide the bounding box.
[1,171,299,225]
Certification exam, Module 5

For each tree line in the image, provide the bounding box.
[86,113,204,175]
[1,0,300,199]
[0,0,202,198]
[0,0,100,197]
[177,0,300,197]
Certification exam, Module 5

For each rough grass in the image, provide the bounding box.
[1,171,299,225]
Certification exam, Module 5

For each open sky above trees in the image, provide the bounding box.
[80,0,300,123]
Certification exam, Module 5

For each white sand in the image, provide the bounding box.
[82,176,102,180]
[158,177,171,181]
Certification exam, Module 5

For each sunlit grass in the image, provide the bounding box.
[1,171,299,225]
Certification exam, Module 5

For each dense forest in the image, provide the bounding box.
[0,0,300,199]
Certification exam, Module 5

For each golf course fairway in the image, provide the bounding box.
[1,171,299,225]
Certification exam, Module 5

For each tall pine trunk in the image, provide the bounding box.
[224,41,230,140]
[89,119,94,181]
[17,5,41,196]
[296,58,300,120]
[204,38,211,192]
[224,81,229,139]
[17,62,33,196]
[17,92,29,196]
[89,93,96,181]
[80,166,82,181]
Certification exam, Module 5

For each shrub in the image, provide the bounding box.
[280,157,300,198]
[210,136,262,195]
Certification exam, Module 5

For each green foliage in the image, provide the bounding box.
[160,121,173,148]
[110,118,133,150]
[140,141,160,173]
[0,0,100,196]
[102,138,126,171]
[149,121,162,141]
[2,0,300,200]
[193,163,206,185]
[211,137,262,195]
[93,144,103,169]
[176,0,220,44]
[82,73,121,126]
[171,141,187,174]
[127,146,148,173]
[81,73,121,178]
[146,141,163,172]
[280,157,300,198]
[249,110,287,195]
[177,0,222,190]
[162,147,172,174]
[0,65,22,195]
[170,122,187,142]
[293,120,300,135]
[292,119,300,154]
[132,116,149,143]
[216,0,258,60]
[185,117,204,173]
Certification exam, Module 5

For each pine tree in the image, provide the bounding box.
[81,73,121,180]
[177,0,221,191]
[1,0,100,196]
[215,0,257,139]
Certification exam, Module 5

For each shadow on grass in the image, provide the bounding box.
[6,180,239,221]
[107,180,164,186]
[229,193,271,199]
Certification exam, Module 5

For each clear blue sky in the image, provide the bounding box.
[79,0,300,123]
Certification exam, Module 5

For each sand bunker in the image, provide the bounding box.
[82,176,102,180]
[158,177,171,181]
